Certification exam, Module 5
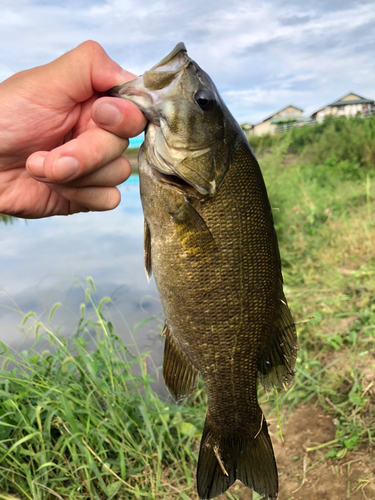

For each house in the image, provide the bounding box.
[246,105,305,136]
[311,93,375,122]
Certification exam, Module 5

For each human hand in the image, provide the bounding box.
[0,40,147,219]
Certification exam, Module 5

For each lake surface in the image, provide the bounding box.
[0,175,165,364]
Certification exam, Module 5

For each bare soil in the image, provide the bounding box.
[217,404,375,500]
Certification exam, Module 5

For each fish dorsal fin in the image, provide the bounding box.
[162,322,199,403]
[171,199,217,255]
[258,289,298,390]
[144,219,152,282]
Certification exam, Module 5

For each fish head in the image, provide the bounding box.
[109,43,240,197]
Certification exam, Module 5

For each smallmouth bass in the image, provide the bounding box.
[109,43,297,500]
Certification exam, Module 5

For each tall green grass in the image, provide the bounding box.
[257,115,375,459]
[0,282,206,499]
[251,114,375,172]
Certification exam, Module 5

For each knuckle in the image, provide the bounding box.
[77,40,104,58]
[89,140,106,167]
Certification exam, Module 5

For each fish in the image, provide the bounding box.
[109,43,297,499]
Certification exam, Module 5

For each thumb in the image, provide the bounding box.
[92,97,147,139]
[44,40,139,102]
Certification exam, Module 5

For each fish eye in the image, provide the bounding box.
[194,91,214,111]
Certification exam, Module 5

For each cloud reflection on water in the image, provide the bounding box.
[0,175,164,362]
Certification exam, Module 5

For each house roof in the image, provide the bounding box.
[261,104,303,123]
[311,92,375,116]
[329,98,374,106]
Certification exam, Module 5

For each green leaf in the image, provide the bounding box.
[336,448,347,459]
[349,392,362,406]
[0,418,14,440]
[107,481,122,497]
[326,449,337,458]
[138,404,155,442]
[60,394,79,434]
[179,422,199,438]
[344,435,358,449]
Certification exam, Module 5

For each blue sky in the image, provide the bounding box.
[1,0,374,125]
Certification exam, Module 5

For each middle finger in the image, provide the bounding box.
[62,155,132,187]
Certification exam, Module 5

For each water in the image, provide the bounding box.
[0,175,164,362]
[129,134,144,149]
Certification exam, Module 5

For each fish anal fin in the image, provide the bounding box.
[162,323,199,403]
[197,413,278,499]
[144,219,152,282]
[171,200,217,255]
[258,291,298,390]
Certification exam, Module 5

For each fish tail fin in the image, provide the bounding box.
[197,414,278,499]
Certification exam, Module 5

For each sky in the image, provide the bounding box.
[1,0,375,125]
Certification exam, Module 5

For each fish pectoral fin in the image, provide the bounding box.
[144,219,152,282]
[258,289,298,390]
[171,200,217,255]
[197,412,278,499]
[162,323,199,403]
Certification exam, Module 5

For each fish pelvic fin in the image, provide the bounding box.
[197,414,278,499]
[144,219,152,282]
[162,323,199,403]
[258,291,298,391]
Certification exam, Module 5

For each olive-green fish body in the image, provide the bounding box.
[109,43,297,500]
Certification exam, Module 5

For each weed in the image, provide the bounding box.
[0,284,205,499]
[257,115,375,461]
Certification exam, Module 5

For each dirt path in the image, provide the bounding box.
[273,404,374,500]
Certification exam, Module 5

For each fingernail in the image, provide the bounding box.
[27,155,45,177]
[119,69,137,81]
[95,102,122,126]
[52,156,80,181]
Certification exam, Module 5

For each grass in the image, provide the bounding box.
[0,281,206,499]
[1,114,375,498]
[0,214,15,225]
[257,115,375,461]
[123,147,140,174]
[124,148,139,158]
[249,114,375,171]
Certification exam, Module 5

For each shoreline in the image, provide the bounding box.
[124,148,139,173]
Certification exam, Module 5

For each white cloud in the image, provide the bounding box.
[0,1,374,120]
[0,0,374,346]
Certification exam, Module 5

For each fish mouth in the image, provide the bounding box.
[107,43,190,114]
[109,44,218,198]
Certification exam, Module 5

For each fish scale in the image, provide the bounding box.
[109,43,297,500]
